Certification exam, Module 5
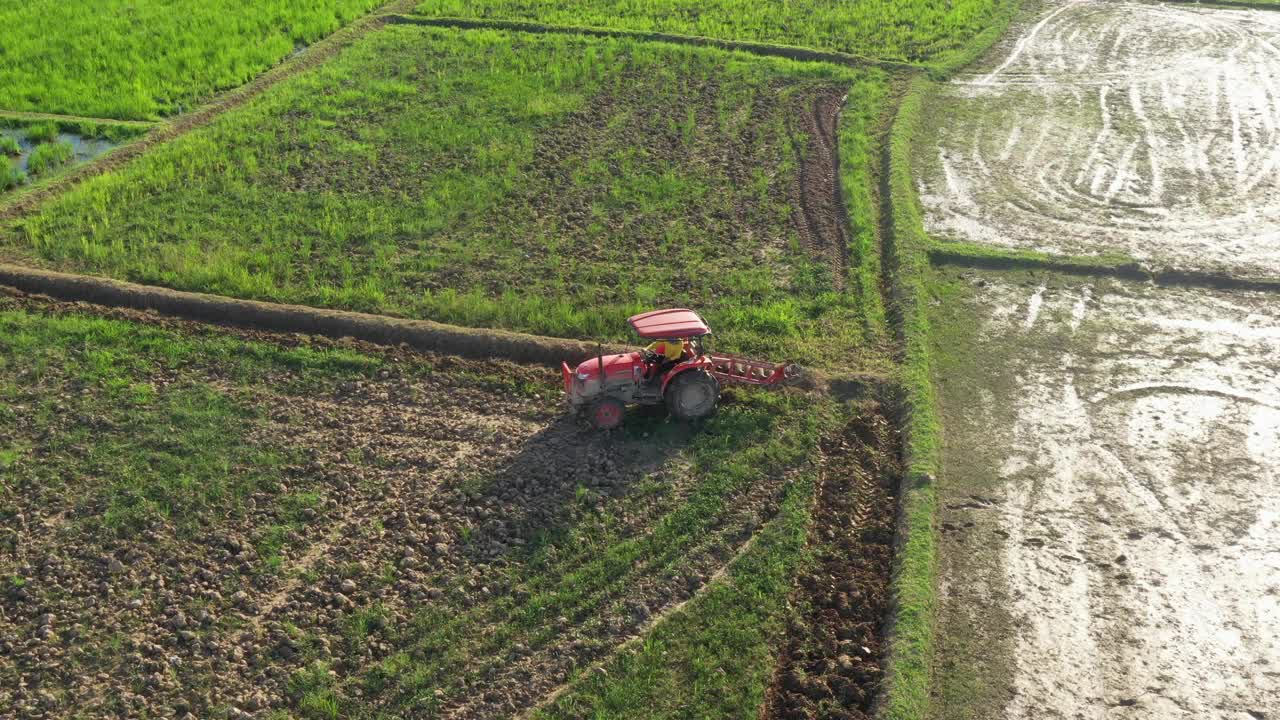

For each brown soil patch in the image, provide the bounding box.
[790,88,853,290]
[763,409,902,720]
[0,293,560,718]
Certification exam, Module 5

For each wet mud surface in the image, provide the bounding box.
[918,0,1280,278]
[764,411,901,720]
[934,271,1280,719]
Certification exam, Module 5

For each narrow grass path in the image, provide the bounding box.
[387,14,919,71]
[0,111,155,129]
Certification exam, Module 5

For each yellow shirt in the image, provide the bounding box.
[645,339,684,361]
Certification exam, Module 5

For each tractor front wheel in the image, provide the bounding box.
[590,397,626,430]
[666,370,719,421]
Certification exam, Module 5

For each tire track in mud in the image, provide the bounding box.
[762,410,901,720]
[919,0,1280,279]
[0,0,418,223]
[791,89,853,290]
[932,273,1280,719]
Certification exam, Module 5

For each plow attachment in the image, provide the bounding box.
[708,353,798,387]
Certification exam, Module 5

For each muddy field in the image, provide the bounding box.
[932,270,1280,719]
[918,0,1280,278]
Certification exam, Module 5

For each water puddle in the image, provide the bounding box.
[1,127,119,190]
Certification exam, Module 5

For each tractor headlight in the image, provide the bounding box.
[576,370,589,382]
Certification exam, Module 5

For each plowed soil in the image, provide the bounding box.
[764,410,901,720]
[790,88,855,291]
[0,289,816,720]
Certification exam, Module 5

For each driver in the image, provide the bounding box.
[643,337,686,381]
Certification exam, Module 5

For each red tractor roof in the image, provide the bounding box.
[627,308,711,339]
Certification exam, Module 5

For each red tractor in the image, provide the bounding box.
[562,308,797,429]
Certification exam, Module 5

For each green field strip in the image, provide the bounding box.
[928,243,1280,294]
[0,111,156,130]
[878,73,943,720]
[413,0,1014,67]
[0,5,406,222]
[927,242,1146,279]
[0,0,399,120]
[388,14,921,71]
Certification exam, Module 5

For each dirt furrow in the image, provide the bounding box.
[763,409,901,720]
[791,89,853,290]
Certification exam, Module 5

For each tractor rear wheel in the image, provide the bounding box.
[590,397,626,430]
[666,370,719,421]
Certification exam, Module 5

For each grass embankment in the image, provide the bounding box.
[0,0,386,120]
[413,0,1008,66]
[4,27,891,372]
[879,75,944,720]
[1,116,151,144]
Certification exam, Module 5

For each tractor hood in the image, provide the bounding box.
[573,352,640,381]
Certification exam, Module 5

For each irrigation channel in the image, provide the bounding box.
[919,1,1280,718]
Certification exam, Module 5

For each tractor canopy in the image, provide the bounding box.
[627,308,711,339]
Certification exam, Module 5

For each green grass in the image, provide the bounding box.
[536,473,813,718]
[879,74,942,720]
[26,140,74,176]
[6,27,891,371]
[24,121,58,144]
[0,303,385,536]
[1,164,23,191]
[414,0,1009,65]
[0,136,18,156]
[2,115,151,143]
[0,0,385,120]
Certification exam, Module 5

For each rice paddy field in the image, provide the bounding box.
[0,0,387,120]
[413,0,1011,64]
[0,26,892,371]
